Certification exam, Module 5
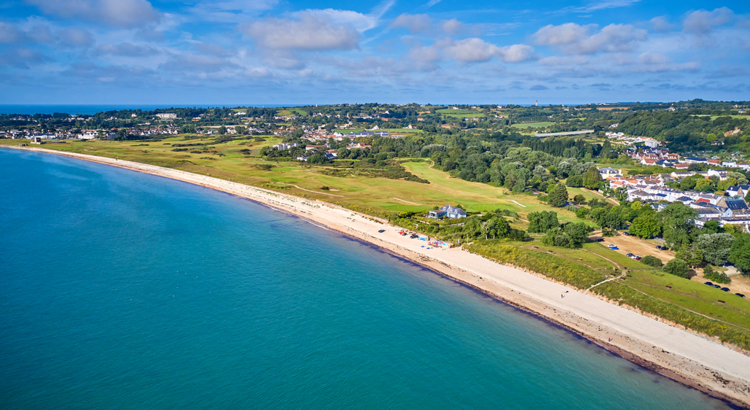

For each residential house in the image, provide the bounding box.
[439,205,467,219]
[598,167,622,178]
[726,185,750,197]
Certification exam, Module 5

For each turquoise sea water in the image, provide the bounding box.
[0,149,735,409]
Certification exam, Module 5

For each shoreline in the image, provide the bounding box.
[4,145,750,408]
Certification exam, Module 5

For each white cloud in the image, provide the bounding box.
[443,38,499,63]
[650,16,673,33]
[0,22,25,43]
[404,44,441,71]
[390,14,432,33]
[97,42,160,57]
[240,13,360,51]
[498,44,537,63]
[532,23,593,46]
[683,7,734,34]
[440,38,535,64]
[442,19,464,35]
[57,28,94,48]
[25,0,160,28]
[533,23,646,54]
[159,52,237,73]
[638,52,670,65]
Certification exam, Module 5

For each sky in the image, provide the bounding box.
[1,0,749,105]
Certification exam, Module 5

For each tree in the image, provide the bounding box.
[576,207,590,219]
[729,234,750,275]
[629,211,661,238]
[573,194,587,204]
[694,178,714,192]
[660,203,698,249]
[701,220,721,235]
[717,177,737,192]
[528,211,559,233]
[566,175,583,187]
[664,258,690,278]
[583,166,604,190]
[641,255,663,267]
[564,222,590,244]
[696,233,734,266]
[676,245,703,268]
[548,184,569,207]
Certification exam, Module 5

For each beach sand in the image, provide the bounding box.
[6,146,750,407]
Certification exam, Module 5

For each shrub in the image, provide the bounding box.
[703,265,731,284]
[663,258,690,278]
[640,255,663,267]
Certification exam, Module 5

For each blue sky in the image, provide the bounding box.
[1,0,749,104]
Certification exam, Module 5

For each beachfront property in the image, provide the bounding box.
[429,205,467,219]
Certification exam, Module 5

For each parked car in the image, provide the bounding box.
[634,256,641,261]
[608,245,618,250]
[713,285,721,288]
[626,253,634,257]
[410,234,418,239]
[378,229,385,233]
[656,246,668,250]
[736,293,746,298]
[721,287,730,292]
[704,281,714,286]
[594,238,604,242]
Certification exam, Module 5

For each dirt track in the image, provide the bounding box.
[600,234,676,262]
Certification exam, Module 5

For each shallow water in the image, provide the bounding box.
[0,149,734,409]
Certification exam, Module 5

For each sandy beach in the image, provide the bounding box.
[6,146,750,407]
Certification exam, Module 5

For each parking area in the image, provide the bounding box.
[599,234,676,263]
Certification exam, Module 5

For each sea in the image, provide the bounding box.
[0,149,735,409]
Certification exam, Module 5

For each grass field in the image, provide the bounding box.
[511,122,556,129]
[435,108,485,118]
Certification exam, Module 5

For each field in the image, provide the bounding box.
[435,108,485,118]
[511,122,556,129]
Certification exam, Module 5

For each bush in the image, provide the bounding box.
[663,258,690,278]
[703,265,731,284]
[640,255,663,267]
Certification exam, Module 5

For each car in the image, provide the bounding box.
[656,246,668,250]
[634,256,641,261]
[594,238,604,242]
[410,234,418,239]
[713,285,721,289]
[736,293,746,298]
[622,232,630,236]
[608,245,619,250]
[378,229,385,233]
[626,253,634,257]
[704,281,714,286]
[721,287,730,292]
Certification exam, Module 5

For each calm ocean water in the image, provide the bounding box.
[0,149,734,409]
